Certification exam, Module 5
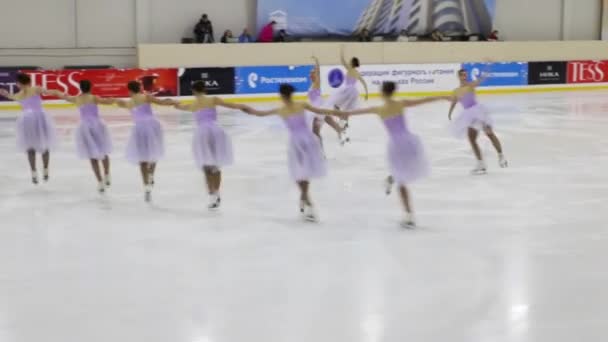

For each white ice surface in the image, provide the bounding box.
[1,91,608,342]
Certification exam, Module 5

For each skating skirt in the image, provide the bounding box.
[328,86,359,111]
[126,118,164,163]
[192,122,233,168]
[16,111,57,153]
[451,104,494,138]
[387,133,430,185]
[287,132,327,181]
[75,119,112,160]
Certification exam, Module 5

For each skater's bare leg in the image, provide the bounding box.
[297,180,311,206]
[102,156,110,176]
[324,116,342,135]
[203,167,214,194]
[483,126,503,154]
[312,118,323,148]
[27,150,36,172]
[90,159,102,182]
[398,185,412,214]
[468,128,482,161]
[139,162,150,186]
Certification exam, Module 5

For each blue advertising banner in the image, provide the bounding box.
[257,0,496,37]
[461,62,528,87]
[235,65,313,94]
[0,69,17,102]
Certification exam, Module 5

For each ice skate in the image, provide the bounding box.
[304,205,318,223]
[471,161,487,175]
[31,171,38,185]
[499,154,508,168]
[104,174,111,187]
[339,130,350,146]
[144,185,152,203]
[208,193,221,210]
[400,213,416,229]
[384,176,394,195]
[97,182,105,194]
[43,168,49,182]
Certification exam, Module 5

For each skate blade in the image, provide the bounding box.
[304,215,319,223]
[400,221,416,229]
[471,170,487,176]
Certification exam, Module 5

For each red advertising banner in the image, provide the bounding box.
[21,68,178,99]
[567,61,608,84]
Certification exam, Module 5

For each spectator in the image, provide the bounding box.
[488,30,499,41]
[358,29,372,42]
[239,28,253,43]
[220,30,234,43]
[276,29,288,42]
[258,21,276,42]
[431,29,445,42]
[194,14,214,43]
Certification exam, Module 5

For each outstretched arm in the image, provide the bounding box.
[340,45,350,69]
[215,97,248,110]
[357,74,369,101]
[241,106,279,117]
[173,102,192,111]
[95,96,116,105]
[401,95,452,107]
[0,88,16,100]
[471,61,493,87]
[48,90,77,103]
[115,99,130,108]
[146,94,178,106]
[343,106,378,116]
[303,103,341,116]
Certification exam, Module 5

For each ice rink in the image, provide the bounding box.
[1,90,608,342]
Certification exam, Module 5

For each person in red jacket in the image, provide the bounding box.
[258,21,276,43]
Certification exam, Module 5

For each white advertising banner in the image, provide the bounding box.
[320,64,461,96]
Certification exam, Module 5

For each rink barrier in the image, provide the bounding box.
[2,61,608,111]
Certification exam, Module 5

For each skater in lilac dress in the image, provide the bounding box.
[53,80,115,193]
[0,73,57,184]
[327,45,369,133]
[242,84,340,222]
[173,81,247,210]
[341,81,451,228]
[448,68,508,175]
[308,56,346,148]
[115,81,177,202]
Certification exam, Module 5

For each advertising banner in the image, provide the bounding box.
[320,64,461,95]
[0,69,17,102]
[21,68,178,99]
[461,62,528,87]
[528,61,567,85]
[179,68,235,95]
[257,0,496,37]
[603,0,608,40]
[567,61,608,84]
[235,65,313,94]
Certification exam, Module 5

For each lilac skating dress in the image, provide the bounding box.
[75,103,112,160]
[125,103,164,163]
[284,112,327,181]
[383,113,429,185]
[328,75,359,110]
[451,91,493,138]
[16,95,57,152]
[192,108,233,169]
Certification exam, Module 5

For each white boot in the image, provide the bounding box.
[384,176,394,195]
[304,205,318,222]
[499,154,508,168]
[144,185,152,203]
[104,174,111,187]
[97,182,105,194]
[208,193,221,210]
[400,213,416,229]
[31,171,39,185]
[43,168,49,182]
[471,160,487,175]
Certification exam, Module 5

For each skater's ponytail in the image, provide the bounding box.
[127,81,141,94]
[382,81,396,97]
[79,80,92,94]
[279,84,295,100]
[16,73,31,86]
[191,80,207,94]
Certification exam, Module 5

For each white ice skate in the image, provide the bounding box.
[31,171,38,185]
[97,182,105,194]
[208,193,221,210]
[43,168,49,182]
[400,213,416,229]
[339,130,350,146]
[104,174,111,187]
[384,176,394,195]
[299,200,305,215]
[471,161,487,175]
[144,185,152,203]
[304,205,318,223]
[499,154,508,168]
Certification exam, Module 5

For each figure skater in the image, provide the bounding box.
[242,84,339,222]
[328,45,369,133]
[341,81,451,228]
[173,81,246,210]
[309,56,347,147]
[52,80,114,193]
[114,81,176,202]
[0,73,57,184]
[448,67,508,175]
